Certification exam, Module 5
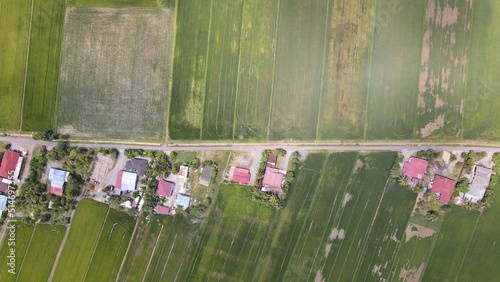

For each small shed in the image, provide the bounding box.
[0,195,7,211]
[155,204,170,215]
[176,194,191,208]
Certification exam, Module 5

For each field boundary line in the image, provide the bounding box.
[51,0,67,130]
[141,224,164,282]
[115,213,142,282]
[19,0,35,131]
[266,0,281,141]
[362,0,379,140]
[278,155,329,279]
[199,0,215,140]
[411,0,429,139]
[48,209,75,282]
[314,0,332,141]
[14,224,36,281]
[82,206,110,282]
[159,234,177,279]
[165,1,179,144]
[232,0,247,139]
[460,2,476,140]
[454,212,481,280]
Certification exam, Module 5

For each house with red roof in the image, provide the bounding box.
[402,157,428,184]
[0,150,23,181]
[155,204,170,215]
[261,167,286,195]
[267,154,277,168]
[48,168,69,196]
[115,171,138,192]
[156,179,174,197]
[431,175,457,205]
[231,167,250,185]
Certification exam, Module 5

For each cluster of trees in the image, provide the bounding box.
[96,148,119,159]
[136,150,172,215]
[18,150,50,220]
[252,149,299,210]
[32,130,69,141]
[389,153,404,181]
[461,151,487,174]
[415,149,442,162]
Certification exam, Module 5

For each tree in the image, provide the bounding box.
[48,141,69,161]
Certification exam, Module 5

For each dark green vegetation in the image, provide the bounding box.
[16,225,66,282]
[22,0,65,131]
[52,199,109,282]
[67,0,174,8]
[57,7,173,139]
[0,0,30,130]
[84,208,135,282]
[0,223,34,282]
[118,214,203,281]
[463,0,500,140]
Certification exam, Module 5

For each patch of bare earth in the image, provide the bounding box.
[315,269,325,282]
[342,193,352,207]
[329,227,345,240]
[420,114,445,137]
[400,262,425,282]
[405,223,436,242]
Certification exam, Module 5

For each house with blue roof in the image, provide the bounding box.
[176,194,191,209]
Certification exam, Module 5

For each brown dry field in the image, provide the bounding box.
[57,7,173,140]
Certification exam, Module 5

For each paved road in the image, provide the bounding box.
[2,136,500,154]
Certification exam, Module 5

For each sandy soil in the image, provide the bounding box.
[405,223,436,242]
[399,262,425,282]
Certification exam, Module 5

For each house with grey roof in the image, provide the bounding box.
[125,158,149,177]
[463,166,492,203]
[199,166,213,187]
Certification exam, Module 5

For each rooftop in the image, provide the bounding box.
[50,187,64,197]
[402,157,428,180]
[262,167,286,193]
[465,166,492,202]
[155,204,170,215]
[125,158,149,177]
[156,179,175,197]
[232,167,250,185]
[0,195,7,211]
[49,168,69,189]
[267,154,277,167]
[176,194,191,207]
[0,150,21,180]
[116,171,138,192]
[432,175,457,205]
[199,166,214,187]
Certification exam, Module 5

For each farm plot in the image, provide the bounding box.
[57,8,173,140]
[389,215,442,282]
[119,214,203,282]
[422,208,480,281]
[21,0,65,131]
[416,0,473,139]
[317,0,375,140]
[455,179,500,280]
[233,0,278,140]
[463,1,500,140]
[269,0,329,140]
[201,0,245,140]
[52,199,109,282]
[168,0,212,140]
[365,0,426,139]
[16,224,66,282]
[0,0,31,130]
[0,223,34,282]
[187,185,274,281]
[255,153,328,281]
[84,208,135,281]
[67,0,174,8]
[309,153,414,281]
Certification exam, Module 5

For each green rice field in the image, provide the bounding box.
[67,0,174,8]
[0,223,34,282]
[52,199,109,282]
[21,0,65,132]
[0,0,31,130]
[16,224,66,282]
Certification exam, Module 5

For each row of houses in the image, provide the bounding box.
[402,156,492,204]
